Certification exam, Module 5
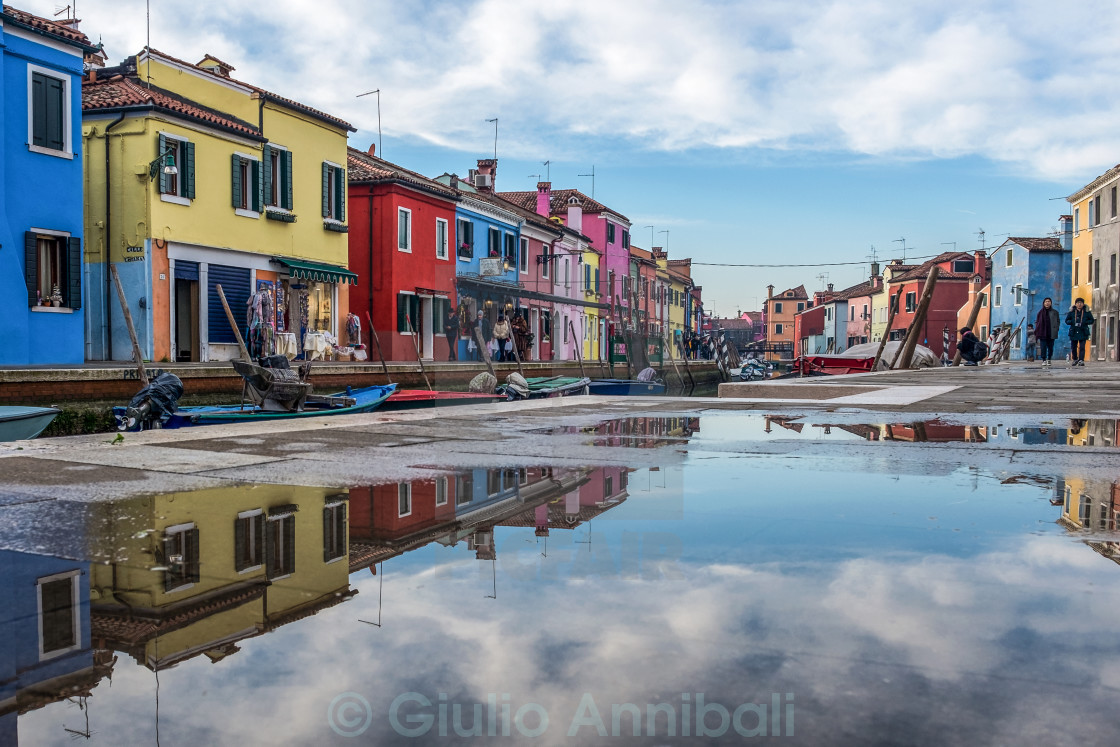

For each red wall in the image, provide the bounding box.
[348,184,459,361]
[349,480,459,542]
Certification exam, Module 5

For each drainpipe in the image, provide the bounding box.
[104,113,127,360]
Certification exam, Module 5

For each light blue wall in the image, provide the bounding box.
[452,204,520,358]
[989,242,1072,360]
[0,20,88,364]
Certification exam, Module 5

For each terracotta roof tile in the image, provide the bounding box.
[890,251,978,283]
[2,5,94,48]
[497,188,629,222]
[775,284,808,299]
[1008,237,1065,252]
[347,147,458,198]
[82,76,265,139]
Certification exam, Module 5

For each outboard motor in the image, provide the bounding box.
[636,367,658,382]
[503,372,531,400]
[118,371,184,431]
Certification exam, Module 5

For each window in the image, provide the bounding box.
[563,314,570,342]
[1095,259,1100,286]
[797,302,805,312]
[25,232,81,309]
[1075,207,1080,233]
[1075,258,1080,286]
[457,218,473,259]
[29,68,69,155]
[504,232,517,265]
[435,477,448,506]
[266,510,296,579]
[231,153,262,214]
[155,134,195,201]
[774,302,783,314]
[1090,200,1096,227]
[321,161,345,225]
[1095,195,1102,226]
[775,323,784,334]
[564,258,570,290]
[905,292,917,312]
[1013,284,1022,305]
[487,470,502,496]
[1113,187,1117,219]
[436,218,449,260]
[993,285,1002,307]
[397,207,412,252]
[433,297,448,334]
[1112,254,1117,285]
[1005,248,1013,267]
[456,473,473,505]
[953,259,973,274]
[519,237,529,274]
[263,144,293,212]
[397,292,420,333]
[37,572,80,659]
[622,229,630,248]
[607,222,616,244]
[234,510,264,572]
[541,246,550,279]
[980,325,987,340]
[162,523,200,592]
[323,499,347,562]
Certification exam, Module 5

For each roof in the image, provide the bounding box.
[776,284,808,300]
[829,278,879,302]
[143,49,354,132]
[82,76,265,140]
[1069,164,1120,203]
[347,147,458,199]
[2,5,97,50]
[1006,237,1066,253]
[712,318,754,329]
[630,245,653,261]
[890,251,979,283]
[497,188,629,222]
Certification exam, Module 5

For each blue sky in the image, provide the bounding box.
[38,0,1120,315]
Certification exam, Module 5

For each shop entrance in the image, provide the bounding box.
[420,296,434,360]
[174,276,200,362]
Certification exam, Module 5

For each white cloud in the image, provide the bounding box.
[25,0,1120,178]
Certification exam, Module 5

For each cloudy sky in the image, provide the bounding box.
[39,0,1120,312]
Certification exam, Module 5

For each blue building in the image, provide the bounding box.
[989,219,1073,361]
[0,7,97,364]
[435,164,522,359]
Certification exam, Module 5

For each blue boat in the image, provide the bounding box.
[0,406,60,441]
[587,379,667,396]
[114,384,396,430]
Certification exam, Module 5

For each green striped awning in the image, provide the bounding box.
[274,258,358,285]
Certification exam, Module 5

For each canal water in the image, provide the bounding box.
[4,414,1119,745]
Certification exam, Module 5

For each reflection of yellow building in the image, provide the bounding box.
[581,247,602,360]
[90,485,352,669]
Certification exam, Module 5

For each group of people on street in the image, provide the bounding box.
[958,297,1095,367]
[443,307,531,363]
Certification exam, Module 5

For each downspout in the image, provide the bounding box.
[104,113,127,360]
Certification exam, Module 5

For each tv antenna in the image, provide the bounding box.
[485,117,498,161]
[542,160,550,181]
[976,228,986,250]
[893,237,907,261]
[578,165,595,198]
[658,229,670,252]
[644,225,654,249]
[355,89,382,158]
[866,245,879,264]
[816,272,830,290]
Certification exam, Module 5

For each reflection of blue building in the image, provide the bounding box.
[986,426,1069,447]
[0,7,97,364]
[989,220,1072,361]
[452,468,524,519]
[0,550,96,742]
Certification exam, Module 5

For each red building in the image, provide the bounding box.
[347,146,460,362]
[348,477,460,544]
[794,303,826,358]
[883,251,988,358]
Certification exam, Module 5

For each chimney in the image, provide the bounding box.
[1059,214,1073,252]
[870,261,880,279]
[536,182,551,217]
[566,195,582,232]
[367,143,376,157]
[767,284,774,300]
[475,159,496,192]
[197,55,235,78]
[827,283,834,292]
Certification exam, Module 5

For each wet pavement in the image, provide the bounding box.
[3,399,1120,745]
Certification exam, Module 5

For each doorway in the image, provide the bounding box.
[531,308,540,360]
[174,278,200,362]
[420,296,434,360]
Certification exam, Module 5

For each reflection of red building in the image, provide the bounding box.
[882,251,988,358]
[349,478,459,544]
[347,146,459,361]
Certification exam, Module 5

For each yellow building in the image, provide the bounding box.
[581,247,603,360]
[666,263,690,348]
[82,50,355,362]
[1068,166,1120,361]
[89,484,353,669]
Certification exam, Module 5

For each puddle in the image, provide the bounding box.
[4,414,1120,744]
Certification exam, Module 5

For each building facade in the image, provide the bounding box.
[1069,169,1120,361]
[763,284,807,361]
[988,230,1072,360]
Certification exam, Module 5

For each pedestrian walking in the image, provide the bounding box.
[1065,297,1095,367]
[445,306,460,361]
[1025,324,1036,362]
[492,315,512,362]
[1034,298,1060,366]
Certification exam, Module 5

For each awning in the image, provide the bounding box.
[273,257,358,285]
[456,275,609,310]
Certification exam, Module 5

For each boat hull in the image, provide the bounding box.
[381,390,506,411]
[0,406,61,441]
[114,384,397,430]
[587,379,667,396]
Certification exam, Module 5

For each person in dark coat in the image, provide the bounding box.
[958,327,986,365]
[445,306,460,361]
[1034,297,1060,366]
[1065,297,1095,367]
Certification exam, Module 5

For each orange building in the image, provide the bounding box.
[764,284,808,361]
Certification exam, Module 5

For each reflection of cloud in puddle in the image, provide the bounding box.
[274,442,327,452]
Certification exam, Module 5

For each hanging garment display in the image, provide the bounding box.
[245,287,276,359]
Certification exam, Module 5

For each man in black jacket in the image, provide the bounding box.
[958,327,987,366]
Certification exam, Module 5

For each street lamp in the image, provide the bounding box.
[148,147,178,180]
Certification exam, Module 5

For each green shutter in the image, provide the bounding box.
[157,134,169,194]
[67,237,82,310]
[24,232,39,307]
[189,527,201,584]
[162,535,178,591]
[284,517,295,575]
[397,293,407,332]
[262,145,273,208]
[231,154,242,208]
[31,73,46,147]
[322,507,331,563]
[252,158,263,212]
[335,166,345,222]
[595,268,600,294]
[183,141,196,199]
[283,150,294,210]
[46,76,65,151]
[321,162,330,217]
[234,518,247,572]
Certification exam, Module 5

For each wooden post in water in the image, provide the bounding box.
[569,320,587,380]
[109,264,149,387]
[953,290,986,366]
[663,335,686,389]
[507,321,525,378]
[474,326,496,378]
[364,312,392,384]
[215,284,251,361]
[405,313,433,391]
[896,266,939,370]
[870,292,899,372]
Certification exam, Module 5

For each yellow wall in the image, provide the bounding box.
[1070,195,1093,357]
[870,284,889,342]
[583,250,601,359]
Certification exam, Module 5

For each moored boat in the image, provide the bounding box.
[498,375,591,400]
[0,406,61,441]
[587,379,667,396]
[381,389,506,411]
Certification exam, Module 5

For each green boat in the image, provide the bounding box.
[498,376,590,400]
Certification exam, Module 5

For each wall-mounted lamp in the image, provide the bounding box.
[148,147,178,180]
